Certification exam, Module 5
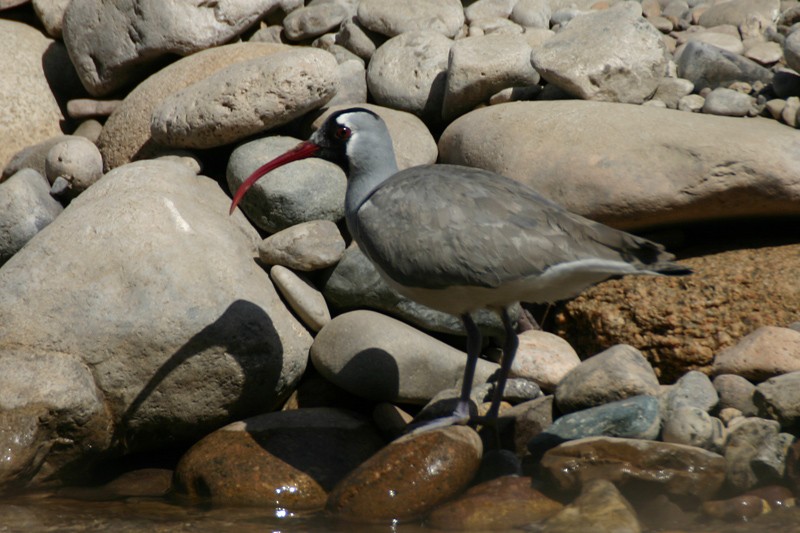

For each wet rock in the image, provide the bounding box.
[150,49,338,149]
[357,0,465,38]
[366,31,452,123]
[747,485,796,510]
[442,33,539,121]
[677,40,773,91]
[555,345,660,414]
[755,371,800,429]
[530,3,667,104]
[311,104,438,171]
[0,160,312,489]
[322,244,508,336]
[173,408,384,509]
[702,494,770,521]
[258,220,345,272]
[541,479,641,533]
[439,102,800,231]
[785,439,800,494]
[0,169,63,266]
[270,265,331,333]
[510,330,580,393]
[556,245,800,381]
[58,468,172,500]
[540,436,726,500]
[310,310,498,405]
[724,416,782,490]
[0,20,68,170]
[44,136,103,198]
[713,326,800,382]
[98,42,289,170]
[62,0,293,95]
[702,87,755,116]
[427,475,563,530]
[529,395,661,457]
[327,426,482,521]
[714,374,758,416]
[501,395,555,457]
[226,135,346,233]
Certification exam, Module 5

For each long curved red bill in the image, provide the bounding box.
[229,140,320,215]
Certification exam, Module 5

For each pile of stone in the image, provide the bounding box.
[1,0,800,530]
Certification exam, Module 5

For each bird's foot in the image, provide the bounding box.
[404,400,472,435]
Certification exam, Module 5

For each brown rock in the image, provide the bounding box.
[556,245,800,382]
[173,408,384,509]
[713,326,800,382]
[541,479,641,533]
[426,475,563,530]
[327,426,482,521]
[702,494,770,521]
[540,437,726,501]
[97,42,288,171]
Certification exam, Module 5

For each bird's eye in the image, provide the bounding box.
[334,126,351,140]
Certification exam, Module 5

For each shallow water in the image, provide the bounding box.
[2,491,800,533]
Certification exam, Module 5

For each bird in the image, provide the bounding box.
[230,107,691,431]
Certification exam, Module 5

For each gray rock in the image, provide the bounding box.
[662,405,724,450]
[713,374,758,416]
[327,60,368,108]
[0,169,63,266]
[0,160,312,489]
[357,0,465,38]
[0,21,66,170]
[270,265,331,332]
[150,49,338,149]
[366,31,452,123]
[752,431,795,482]
[311,104,438,170]
[702,87,755,116]
[2,135,72,182]
[283,1,355,41]
[336,16,380,61]
[226,135,346,233]
[66,98,122,119]
[321,243,509,336]
[697,0,780,28]
[664,370,719,413]
[712,326,800,382]
[45,137,103,198]
[724,417,782,490]
[784,30,800,73]
[438,100,800,230]
[652,77,695,108]
[310,310,498,404]
[678,93,705,111]
[468,17,525,36]
[32,0,71,38]
[62,0,295,95]
[744,40,783,65]
[98,42,290,171]
[530,2,668,104]
[258,220,345,271]
[555,345,661,414]
[677,31,745,56]
[465,0,518,22]
[442,33,540,121]
[529,395,662,456]
[755,371,800,429]
[677,40,773,91]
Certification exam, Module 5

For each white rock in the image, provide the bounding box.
[510,330,581,392]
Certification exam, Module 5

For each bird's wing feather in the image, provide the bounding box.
[356,165,676,290]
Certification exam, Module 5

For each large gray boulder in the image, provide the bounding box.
[62,0,300,95]
[0,160,312,489]
[439,101,800,230]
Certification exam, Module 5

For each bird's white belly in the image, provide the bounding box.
[376,258,648,316]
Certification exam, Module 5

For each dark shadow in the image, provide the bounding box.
[115,299,284,454]
[319,347,401,404]
[41,41,89,132]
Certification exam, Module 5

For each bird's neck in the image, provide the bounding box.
[343,140,399,237]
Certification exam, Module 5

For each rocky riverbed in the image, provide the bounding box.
[1,0,800,531]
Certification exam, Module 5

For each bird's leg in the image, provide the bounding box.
[486,307,518,421]
[406,313,480,434]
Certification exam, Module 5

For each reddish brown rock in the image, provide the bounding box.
[556,245,800,382]
[540,436,726,501]
[541,479,641,533]
[426,475,563,530]
[173,408,384,509]
[327,426,482,522]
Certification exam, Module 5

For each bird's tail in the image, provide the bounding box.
[646,261,693,276]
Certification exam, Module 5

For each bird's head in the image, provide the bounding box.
[229,107,389,215]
